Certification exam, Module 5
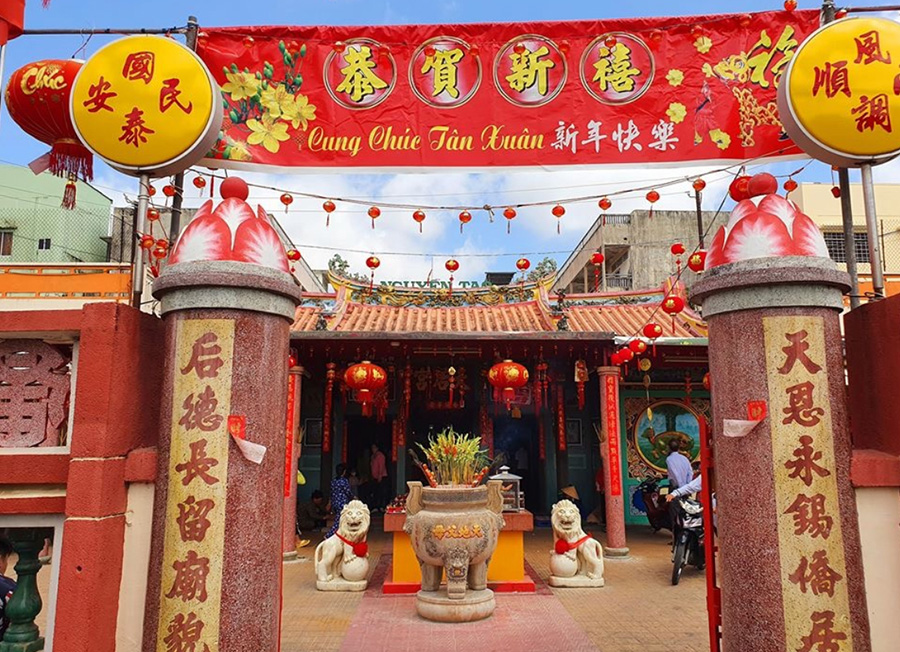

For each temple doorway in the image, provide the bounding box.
[345,417,392,510]
[493,414,540,512]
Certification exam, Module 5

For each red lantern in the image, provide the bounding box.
[445,259,459,273]
[831,186,841,199]
[688,250,707,272]
[784,178,798,194]
[163,184,177,198]
[152,245,168,260]
[646,190,659,218]
[598,197,612,211]
[661,295,685,333]
[280,193,293,213]
[367,206,381,230]
[670,243,685,256]
[692,178,706,192]
[413,209,426,233]
[729,175,752,201]
[458,210,472,234]
[424,45,437,58]
[286,249,301,262]
[366,256,380,270]
[488,360,529,409]
[139,235,155,250]
[513,42,527,55]
[552,204,565,234]
[147,185,157,197]
[619,348,634,363]
[324,200,336,227]
[604,34,617,49]
[503,207,517,234]
[516,258,530,272]
[629,339,648,354]
[643,323,663,339]
[5,59,93,208]
[147,208,161,222]
[784,0,797,11]
[193,176,207,192]
[611,351,622,366]
[591,251,604,291]
[344,361,388,417]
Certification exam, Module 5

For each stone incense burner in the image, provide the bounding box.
[404,480,505,622]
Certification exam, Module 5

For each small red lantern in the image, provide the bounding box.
[147,208,161,222]
[784,178,798,194]
[139,235,155,250]
[661,295,685,333]
[604,34,617,49]
[280,193,293,213]
[646,190,660,218]
[688,250,707,272]
[670,243,685,256]
[702,372,711,391]
[333,41,346,53]
[286,249,301,262]
[784,0,797,11]
[488,360,530,409]
[413,209,426,233]
[692,178,707,192]
[643,323,663,339]
[368,206,381,229]
[445,259,459,273]
[611,351,622,366]
[163,184,177,198]
[324,200,336,227]
[830,186,841,199]
[516,258,530,272]
[552,204,565,233]
[152,245,168,260]
[5,59,93,208]
[193,176,207,192]
[729,175,752,201]
[288,354,298,368]
[147,185,157,197]
[619,348,634,363]
[424,45,437,58]
[590,251,604,291]
[598,197,612,211]
[503,207,517,234]
[629,339,648,354]
[366,255,380,270]
[513,42,527,55]
[344,361,388,417]
[459,210,472,234]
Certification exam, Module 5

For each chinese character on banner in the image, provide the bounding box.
[581,120,607,152]
[782,382,825,427]
[160,78,194,114]
[581,34,653,105]
[82,76,117,113]
[854,30,892,65]
[118,106,155,147]
[812,61,851,98]
[176,496,215,543]
[785,492,834,539]
[181,333,225,379]
[648,119,679,151]
[163,612,210,652]
[747,26,798,89]
[421,48,464,98]
[551,122,578,153]
[611,120,642,152]
[593,43,640,93]
[798,610,848,652]
[410,37,480,108]
[788,550,843,597]
[175,439,220,487]
[166,550,211,602]
[506,45,555,95]
[335,46,387,102]
[325,39,396,109]
[496,36,566,107]
[784,435,831,486]
[180,386,224,432]
[122,51,156,83]
[777,330,822,375]
[852,93,892,133]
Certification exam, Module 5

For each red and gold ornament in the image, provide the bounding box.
[458,210,472,234]
[661,295,685,333]
[368,206,381,229]
[503,207,517,234]
[489,360,529,410]
[516,257,530,272]
[552,204,565,234]
[643,322,663,356]
[591,251,604,292]
[280,192,293,213]
[688,250,707,272]
[344,361,388,418]
[323,200,336,227]
[413,209,426,233]
[646,189,659,218]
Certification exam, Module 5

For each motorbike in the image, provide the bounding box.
[634,476,672,532]
[671,496,705,585]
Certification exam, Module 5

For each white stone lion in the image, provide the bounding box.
[315,500,371,591]
[548,499,604,587]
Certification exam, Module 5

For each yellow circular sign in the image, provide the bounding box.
[70,35,222,177]
[779,17,900,167]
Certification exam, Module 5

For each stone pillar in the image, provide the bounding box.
[692,257,870,652]
[282,365,303,559]
[143,260,302,652]
[597,367,628,557]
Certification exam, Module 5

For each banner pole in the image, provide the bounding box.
[859,163,885,298]
[132,174,151,308]
[169,15,200,239]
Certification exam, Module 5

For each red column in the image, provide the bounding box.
[282,366,303,559]
[597,366,628,556]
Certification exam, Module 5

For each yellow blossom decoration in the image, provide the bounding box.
[260,83,294,118]
[709,129,731,150]
[282,94,317,131]
[666,69,684,87]
[666,102,687,124]
[694,36,713,54]
[246,114,290,153]
[221,71,260,102]
[229,140,252,161]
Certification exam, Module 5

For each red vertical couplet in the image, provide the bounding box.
[284,374,296,497]
[604,375,622,496]
[538,418,546,461]
[323,363,336,453]
[341,423,348,464]
[391,419,398,462]
[556,387,566,451]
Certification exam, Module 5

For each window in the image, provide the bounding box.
[0,231,12,256]
[37,238,51,251]
[822,231,870,264]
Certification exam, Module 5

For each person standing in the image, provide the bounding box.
[326,464,353,538]
[370,443,388,513]
[666,439,693,491]
[0,537,16,639]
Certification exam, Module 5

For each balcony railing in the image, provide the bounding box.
[0,263,131,306]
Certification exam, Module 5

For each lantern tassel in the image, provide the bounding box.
[50,141,93,182]
[327,214,330,228]
[372,218,375,230]
[419,222,423,234]
[61,177,77,210]
[557,222,561,235]
[460,223,463,234]
[507,221,511,235]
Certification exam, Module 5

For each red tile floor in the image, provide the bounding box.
[280,521,710,652]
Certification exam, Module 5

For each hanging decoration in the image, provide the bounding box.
[488,359,529,410]
[728,174,752,201]
[391,418,399,463]
[445,258,459,292]
[598,197,612,226]
[688,250,707,272]
[193,175,207,194]
[629,339,648,355]
[163,184,177,199]
[643,322,663,356]
[552,204,565,234]
[692,178,706,193]
[783,177,798,195]
[503,207,517,234]
[556,387,566,452]
[448,366,457,405]
[323,200,336,227]
[366,255,380,290]
[574,359,589,410]
[516,258,530,273]
[458,210,472,234]
[646,190,660,218]
[5,59,93,208]
[413,209,426,233]
[344,361,388,417]
[661,295,685,333]
[670,242,685,273]
[280,192,293,213]
[323,362,336,453]
[367,206,381,229]
[403,362,412,422]
[534,360,548,414]
[286,248,301,273]
[591,251,604,292]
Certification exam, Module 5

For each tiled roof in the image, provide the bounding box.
[565,304,705,338]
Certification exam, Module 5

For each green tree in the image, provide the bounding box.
[327,254,368,282]
[527,256,557,282]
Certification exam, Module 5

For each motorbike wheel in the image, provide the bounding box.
[672,538,687,585]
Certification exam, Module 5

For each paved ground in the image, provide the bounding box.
[281,520,710,652]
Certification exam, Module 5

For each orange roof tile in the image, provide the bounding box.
[565,304,705,338]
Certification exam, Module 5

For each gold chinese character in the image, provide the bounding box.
[421,48,465,98]
[505,45,555,96]
[335,46,388,102]
[592,43,640,93]
[747,26,797,89]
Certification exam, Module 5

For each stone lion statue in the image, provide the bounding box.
[315,500,370,591]
[548,499,604,587]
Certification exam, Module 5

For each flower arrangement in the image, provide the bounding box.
[215,40,317,159]
[411,428,491,487]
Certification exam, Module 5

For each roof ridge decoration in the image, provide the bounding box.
[328,271,556,308]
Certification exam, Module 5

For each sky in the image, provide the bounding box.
[2,0,900,283]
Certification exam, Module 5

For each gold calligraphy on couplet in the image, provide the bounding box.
[763,316,852,652]
[157,319,235,652]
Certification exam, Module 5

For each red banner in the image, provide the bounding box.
[197,10,817,171]
[604,375,622,497]
[284,373,296,498]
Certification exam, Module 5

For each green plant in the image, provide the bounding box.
[416,428,490,486]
